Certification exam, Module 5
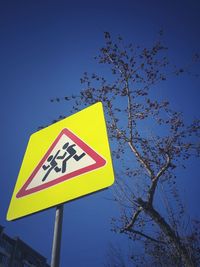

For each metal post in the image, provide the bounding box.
[51,204,64,267]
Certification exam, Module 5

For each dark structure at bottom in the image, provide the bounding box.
[0,225,50,267]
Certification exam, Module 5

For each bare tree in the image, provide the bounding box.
[50,32,200,266]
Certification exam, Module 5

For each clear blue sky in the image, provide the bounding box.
[0,1,200,266]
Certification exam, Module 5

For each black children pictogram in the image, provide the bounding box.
[42,142,86,182]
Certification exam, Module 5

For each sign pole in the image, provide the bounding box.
[51,204,64,267]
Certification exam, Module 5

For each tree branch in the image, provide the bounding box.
[121,207,143,232]
[128,141,154,178]
[125,79,134,142]
[126,228,167,244]
[106,101,128,141]
[138,198,196,267]
[148,153,170,205]
[104,52,124,75]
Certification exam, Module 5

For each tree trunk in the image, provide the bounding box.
[138,199,195,267]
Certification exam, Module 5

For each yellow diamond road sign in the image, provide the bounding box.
[7,102,115,221]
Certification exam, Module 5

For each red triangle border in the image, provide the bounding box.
[16,128,106,198]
